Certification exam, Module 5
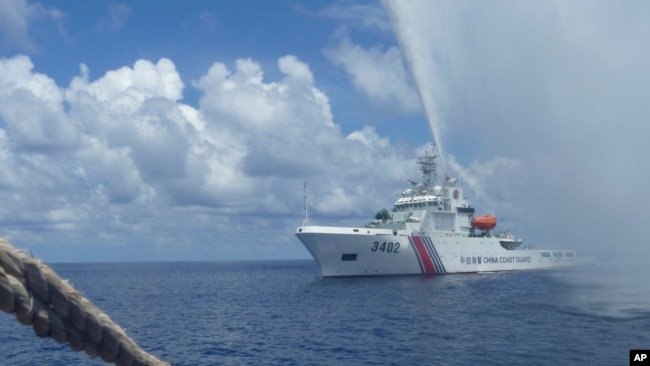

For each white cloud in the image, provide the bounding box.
[279,55,314,84]
[195,56,338,183]
[325,36,421,114]
[316,187,355,214]
[0,54,421,260]
[0,0,65,51]
[193,55,418,220]
[346,126,389,149]
[68,58,184,105]
[318,1,392,32]
[77,136,146,204]
[0,55,78,151]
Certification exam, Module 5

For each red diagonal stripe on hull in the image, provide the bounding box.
[412,236,436,274]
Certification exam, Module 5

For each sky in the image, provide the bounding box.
[0,0,648,263]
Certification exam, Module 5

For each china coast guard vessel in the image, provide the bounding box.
[296,148,592,277]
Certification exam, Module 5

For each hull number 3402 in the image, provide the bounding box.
[371,241,400,253]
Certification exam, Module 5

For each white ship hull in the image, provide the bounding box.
[296,226,591,277]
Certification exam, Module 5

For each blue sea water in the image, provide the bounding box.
[1,260,648,365]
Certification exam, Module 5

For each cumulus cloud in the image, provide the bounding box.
[195,55,416,217]
[0,55,78,151]
[0,53,420,260]
[194,56,333,185]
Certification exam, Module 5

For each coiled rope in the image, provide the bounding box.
[0,238,169,366]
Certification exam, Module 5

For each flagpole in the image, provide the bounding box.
[302,181,309,226]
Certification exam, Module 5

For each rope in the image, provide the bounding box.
[0,238,169,366]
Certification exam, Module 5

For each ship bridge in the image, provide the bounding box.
[367,148,475,235]
[394,195,440,211]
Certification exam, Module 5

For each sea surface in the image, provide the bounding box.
[1,260,648,365]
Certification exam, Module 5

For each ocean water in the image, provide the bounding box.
[1,260,648,365]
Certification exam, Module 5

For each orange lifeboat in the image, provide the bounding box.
[472,214,497,230]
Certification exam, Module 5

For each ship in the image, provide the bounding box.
[295,148,593,277]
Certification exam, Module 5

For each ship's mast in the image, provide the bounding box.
[417,148,441,193]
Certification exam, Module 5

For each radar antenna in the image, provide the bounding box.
[417,148,441,191]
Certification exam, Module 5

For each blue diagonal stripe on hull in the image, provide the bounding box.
[423,236,446,273]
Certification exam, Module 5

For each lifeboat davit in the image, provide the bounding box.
[472,214,497,230]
